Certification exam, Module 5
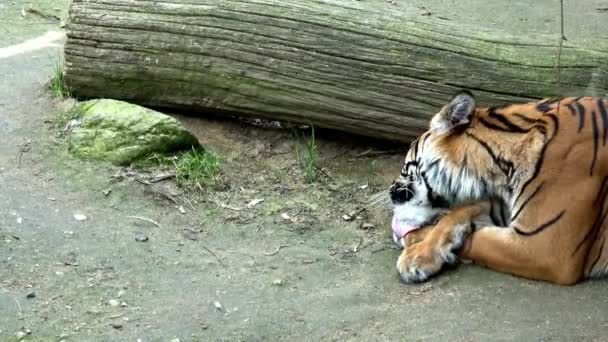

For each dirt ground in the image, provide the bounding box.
[3,1,608,341]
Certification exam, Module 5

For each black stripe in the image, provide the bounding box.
[534,124,548,135]
[426,159,439,171]
[515,114,559,204]
[480,118,511,132]
[498,201,508,226]
[598,99,608,146]
[420,132,430,153]
[513,113,538,124]
[420,171,448,208]
[480,177,490,198]
[566,103,576,116]
[573,184,608,257]
[588,238,605,274]
[574,99,586,132]
[411,138,420,160]
[489,111,529,133]
[490,202,500,226]
[514,210,565,236]
[511,182,545,222]
[573,207,608,257]
[590,111,599,176]
[535,98,561,112]
[536,102,554,112]
[595,176,608,206]
[489,201,501,226]
[466,133,514,177]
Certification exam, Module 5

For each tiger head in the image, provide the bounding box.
[390,90,527,241]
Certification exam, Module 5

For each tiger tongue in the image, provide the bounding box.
[391,216,421,238]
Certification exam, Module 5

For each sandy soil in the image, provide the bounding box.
[2,1,608,341]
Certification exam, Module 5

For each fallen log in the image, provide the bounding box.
[63,0,608,142]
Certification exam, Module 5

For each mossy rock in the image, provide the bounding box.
[67,99,200,165]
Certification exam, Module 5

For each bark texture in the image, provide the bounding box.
[64,0,608,141]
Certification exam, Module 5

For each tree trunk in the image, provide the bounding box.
[63,0,608,142]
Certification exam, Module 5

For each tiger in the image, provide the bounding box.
[388,90,608,285]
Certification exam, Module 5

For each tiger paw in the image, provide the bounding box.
[396,222,471,283]
[396,242,444,283]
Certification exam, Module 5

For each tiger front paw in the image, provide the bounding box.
[396,242,444,283]
[396,222,472,283]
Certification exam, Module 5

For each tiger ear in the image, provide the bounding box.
[430,91,476,132]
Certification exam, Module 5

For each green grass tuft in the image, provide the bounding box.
[174,148,222,188]
[304,126,317,183]
[55,102,93,130]
[293,126,318,183]
[49,62,69,98]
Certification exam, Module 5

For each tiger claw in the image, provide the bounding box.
[396,249,440,284]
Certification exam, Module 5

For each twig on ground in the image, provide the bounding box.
[314,165,334,181]
[17,140,31,168]
[109,313,127,319]
[263,245,289,256]
[371,246,387,253]
[353,236,364,253]
[351,149,402,159]
[14,298,21,311]
[136,178,179,204]
[201,244,226,267]
[218,202,243,211]
[183,196,196,210]
[148,173,175,183]
[126,216,162,229]
[25,7,61,21]
[321,144,354,161]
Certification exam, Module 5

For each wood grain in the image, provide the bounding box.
[64,0,608,141]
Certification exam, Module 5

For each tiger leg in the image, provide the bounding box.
[461,226,586,285]
[396,202,488,283]
[585,233,608,278]
[400,225,433,248]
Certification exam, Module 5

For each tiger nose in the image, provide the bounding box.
[389,181,414,204]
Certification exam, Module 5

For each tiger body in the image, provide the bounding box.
[389,91,608,285]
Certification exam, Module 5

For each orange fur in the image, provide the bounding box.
[394,94,608,285]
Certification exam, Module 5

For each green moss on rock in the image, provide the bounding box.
[67,99,200,165]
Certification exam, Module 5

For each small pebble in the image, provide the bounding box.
[73,214,87,221]
[213,301,223,311]
[108,299,119,307]
[15,331,27,339]
[120,301,128,307]
[16,217,22,224]
[26,291,36,299]
[272,279,283,286]
[135,235,149,242]
[111,323,123,330]
[178,206,186,214]
[360,222,374,230]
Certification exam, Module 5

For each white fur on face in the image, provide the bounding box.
[391,175,446,229]
[390,134,484,240]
